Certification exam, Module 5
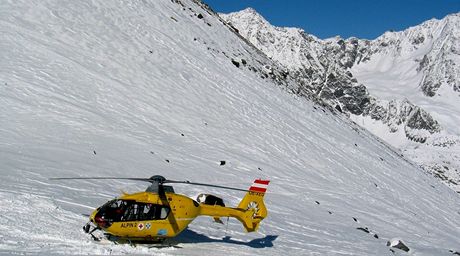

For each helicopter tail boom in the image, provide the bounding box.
[197,179,270,232]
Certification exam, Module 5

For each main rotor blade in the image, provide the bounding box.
[50,177,249,192]
[164,180,248,192]
[49,177,152,182]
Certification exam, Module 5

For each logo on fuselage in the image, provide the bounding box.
[157,229,167,236]
[138,223,144,230]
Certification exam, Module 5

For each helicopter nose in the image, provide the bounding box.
[89,209,98,224]
[94,216,108,228]
[91,208,113,228]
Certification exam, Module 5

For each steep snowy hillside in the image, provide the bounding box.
[1,0,460,255]
[222,9,460,191]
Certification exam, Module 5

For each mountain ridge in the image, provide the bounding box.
[221,8,460,191]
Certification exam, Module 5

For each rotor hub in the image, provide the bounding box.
[149,175,166,184]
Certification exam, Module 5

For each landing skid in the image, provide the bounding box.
[106,235,182,248]
[82,223,181,248]
[83,222,102,241]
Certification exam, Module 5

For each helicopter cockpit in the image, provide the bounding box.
[94,199,170,228]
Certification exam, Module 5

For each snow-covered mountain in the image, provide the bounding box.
[1,0,460,255]
[222,8,460,191]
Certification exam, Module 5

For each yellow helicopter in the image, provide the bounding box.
[50,175,270,243]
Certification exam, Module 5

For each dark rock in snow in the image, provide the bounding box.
[335,105,342,113]
[405,107,440,133]
[220,161,226,166]
[449,250,460,255]
[231,59,240,68]
[387,238,410,252]
[356,227,370,233]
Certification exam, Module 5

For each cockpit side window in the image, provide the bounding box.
[118,202,170,221]
[138,203,155,220]
[159,207,170,219]
[123,203,141,221]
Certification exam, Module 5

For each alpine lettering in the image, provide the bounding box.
[120,223,138,228]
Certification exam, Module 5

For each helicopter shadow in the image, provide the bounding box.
[174,229,278,248]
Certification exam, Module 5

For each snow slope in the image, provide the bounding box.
[1,0,460,255]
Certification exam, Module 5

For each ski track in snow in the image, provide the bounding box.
[1,0,460,255]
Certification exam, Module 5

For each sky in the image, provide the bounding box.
[204,0,460,39]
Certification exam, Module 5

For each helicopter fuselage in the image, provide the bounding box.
[85,178,269,241]
[90,192,201,240]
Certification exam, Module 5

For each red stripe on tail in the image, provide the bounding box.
[249,186,267,193]
[254,179,270,185]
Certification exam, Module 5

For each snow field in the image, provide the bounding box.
[1,0,460,255]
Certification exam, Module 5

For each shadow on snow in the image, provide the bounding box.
[174,229,278,248]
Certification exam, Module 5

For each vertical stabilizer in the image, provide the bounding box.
[237,179,270,232]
